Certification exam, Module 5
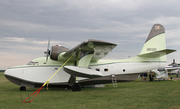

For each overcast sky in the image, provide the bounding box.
[1,0,180,69]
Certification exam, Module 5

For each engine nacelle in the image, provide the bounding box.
[50,46,70,61]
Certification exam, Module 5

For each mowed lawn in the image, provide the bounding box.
[1,72,180,109]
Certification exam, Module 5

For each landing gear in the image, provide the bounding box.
[68,75,81,91]
[20,86,26,91]
[72,83,81,91]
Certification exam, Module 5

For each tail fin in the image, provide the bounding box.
[138,24,175,58]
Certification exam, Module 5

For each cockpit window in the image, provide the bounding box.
[27,61,33,65]
[33,62,39,66]
[27,61,39,66]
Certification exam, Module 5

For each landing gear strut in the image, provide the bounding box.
[72,83,81,91]
[20,86,26,91]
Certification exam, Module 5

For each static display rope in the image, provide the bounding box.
[22,53,75,103]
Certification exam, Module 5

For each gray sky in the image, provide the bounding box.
[1,0,180,69]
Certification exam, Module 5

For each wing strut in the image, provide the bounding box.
[22,53,75,103]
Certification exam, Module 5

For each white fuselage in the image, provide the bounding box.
[4,60,166,88]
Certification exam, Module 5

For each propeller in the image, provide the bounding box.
[44,37,50,63]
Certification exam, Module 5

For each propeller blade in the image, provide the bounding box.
[46,54,48,63]
[47,36,50,52]
[46,37,50,63]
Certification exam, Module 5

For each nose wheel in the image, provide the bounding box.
[20,86,26,91]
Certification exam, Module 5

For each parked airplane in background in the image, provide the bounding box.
[153,59,180,80]
[153,68,168,80]
[4,24,176,91]
[166,59,180,77]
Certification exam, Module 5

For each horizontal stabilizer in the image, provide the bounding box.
[64,66,102,78]
[138,49,176,58]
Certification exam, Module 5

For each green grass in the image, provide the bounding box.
[1,72,180,109]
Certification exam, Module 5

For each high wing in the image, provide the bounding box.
[63,39,117,67]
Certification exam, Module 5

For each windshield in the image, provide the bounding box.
[27,61,33,65]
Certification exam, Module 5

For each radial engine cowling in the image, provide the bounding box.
[50,46,70,61]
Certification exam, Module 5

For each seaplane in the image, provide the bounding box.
[4,24,176,91]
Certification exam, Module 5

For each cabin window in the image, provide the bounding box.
[96,68,100,71]
[123,69,125,72]
[54,68,58,70]
[104,68,108,72]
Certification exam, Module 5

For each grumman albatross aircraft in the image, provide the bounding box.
[4,24,176,91]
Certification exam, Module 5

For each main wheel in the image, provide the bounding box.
[20,86,26,91]
[72,83,81,91]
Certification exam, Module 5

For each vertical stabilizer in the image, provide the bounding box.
[139,24,166,55]
[137,24,175,61]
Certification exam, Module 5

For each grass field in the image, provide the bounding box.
[1,72,180,109]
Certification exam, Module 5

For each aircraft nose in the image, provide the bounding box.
[4,68,14,79]
[4,68,13,76]
[4,69,9,76]
[4,68,22,86]
[4,68,21,76]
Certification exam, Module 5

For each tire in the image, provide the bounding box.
[72,83,81,91]
[20,86,26,91]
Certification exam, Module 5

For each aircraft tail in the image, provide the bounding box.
[138,24,175,60]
